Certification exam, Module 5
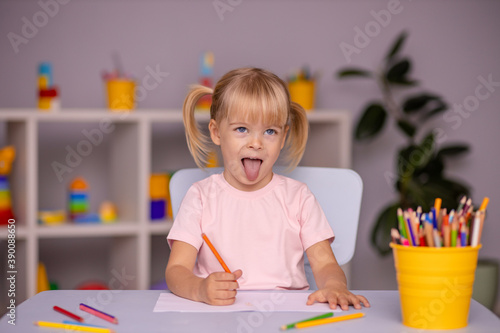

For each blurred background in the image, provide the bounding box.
[1,0,499,315]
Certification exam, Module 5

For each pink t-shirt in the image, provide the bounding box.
[167,173,334,290]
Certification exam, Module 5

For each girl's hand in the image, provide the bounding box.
[306,282,370,310]
[198,269,243,306]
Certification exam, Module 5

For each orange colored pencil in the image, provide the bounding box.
[201,233,231,273]
[479,197,489,211]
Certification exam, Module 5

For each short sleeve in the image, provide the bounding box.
[298,186,335,250]
[166,184,204,250]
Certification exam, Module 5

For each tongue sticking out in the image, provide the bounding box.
[242,158,262,181]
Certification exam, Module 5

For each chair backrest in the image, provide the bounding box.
[169,166,363,288]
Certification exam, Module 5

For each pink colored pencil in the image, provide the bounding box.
[79,303,118,324]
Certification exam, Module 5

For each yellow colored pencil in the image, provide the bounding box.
[294,312,364,329]
[35,321,114,333]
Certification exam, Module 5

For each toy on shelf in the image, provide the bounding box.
[37,262,50,293]
[38,62,60,111]
[76,281,109,290]
[0,146,16,225]
[150,174,172,220]
[99,201,117,223]
[68,177,89,222]
[196,51,214,111]
[38,210,65,225]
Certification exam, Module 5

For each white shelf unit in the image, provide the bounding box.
[0,109,351,306]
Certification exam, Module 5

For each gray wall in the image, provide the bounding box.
[1,0,499,314]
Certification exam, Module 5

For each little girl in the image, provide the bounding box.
[165,68,369,310]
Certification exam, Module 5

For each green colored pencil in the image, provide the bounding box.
[280,312,334,330]
[397,208,407,239]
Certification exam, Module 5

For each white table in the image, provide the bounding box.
[1,290,498,332]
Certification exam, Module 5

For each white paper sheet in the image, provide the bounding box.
[153,291,342,313]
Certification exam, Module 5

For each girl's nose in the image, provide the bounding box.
[248,134,263,149]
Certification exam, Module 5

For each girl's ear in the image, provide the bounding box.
[281,125,289,150]
[209,119,221,146]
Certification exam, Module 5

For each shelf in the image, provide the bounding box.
[36,222,140,238]
[148,220,174,235]
[0,225,28,240]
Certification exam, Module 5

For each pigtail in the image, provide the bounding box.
[182,84,214,168]
[285,101,309,170]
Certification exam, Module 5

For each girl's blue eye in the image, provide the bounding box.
[265,129,277,135]
[236,127,247,133]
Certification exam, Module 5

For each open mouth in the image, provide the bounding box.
[242,158,262,181]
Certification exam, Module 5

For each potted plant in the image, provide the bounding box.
[336,31,470,255]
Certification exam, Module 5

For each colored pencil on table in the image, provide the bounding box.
[53,305,83,322]
[280,312,334,330]
[63,320,107,328]
[293,312,365,329]
[34,321,114,333]
[79,303,118,324]
[202,233,231,273]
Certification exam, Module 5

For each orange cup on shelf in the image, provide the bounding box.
[288,80,315,111]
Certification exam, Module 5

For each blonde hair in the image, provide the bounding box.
[183,68,308,169]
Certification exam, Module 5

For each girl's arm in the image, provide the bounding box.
[305,240,370,310]
[165,240,242,305]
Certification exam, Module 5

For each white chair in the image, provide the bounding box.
[169,166,363,289]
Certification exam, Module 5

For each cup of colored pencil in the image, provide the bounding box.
[390,196,489,330]
[391,196,488,248]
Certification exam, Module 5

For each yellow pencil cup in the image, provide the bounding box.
[288,80,315,111]
[391,243,481,330]
[106,79,136,111]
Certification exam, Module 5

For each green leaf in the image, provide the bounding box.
[402,93,440,113]
[396,119,416,138]
[437,144,470,158]
[397,134,435,180]
[421,102,448,120]
[386,59,417,85]
[337,68,372,78]
[355,103,387,140]
[416,155,444,180]
[370,203,400,255]
[397,145,418,180]
[386,31,408,62]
